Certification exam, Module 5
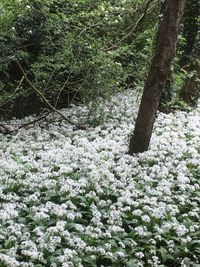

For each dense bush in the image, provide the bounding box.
[0,0,157,119]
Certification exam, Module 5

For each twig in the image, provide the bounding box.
[55,23,100,108]
[14,57,87,130]
[69,67,91,106]
[54,48,81,108]
[0,123,13,134]
[44,68,57,92]
[0,110,50,134]
[105,0,156,51]
[77,23,100,38]
[18,112,50,129]
[0,76,24,107]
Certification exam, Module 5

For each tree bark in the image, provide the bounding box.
[129,0,187,154]
[179,0,200,107]
[179,51,200,107]
[179,0,199,68]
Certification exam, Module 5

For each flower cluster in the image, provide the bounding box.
[0,90,200,266]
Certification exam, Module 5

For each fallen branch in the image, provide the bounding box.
[0,123,14,134]
[14,57,87,130]
[18,112,50,129]
[105,0,156,51]
[0,111,49,134]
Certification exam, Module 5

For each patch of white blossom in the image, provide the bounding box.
[0,89,200,266]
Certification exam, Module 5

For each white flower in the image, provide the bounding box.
[177,173,190,184]
[135,226,147,236]
[0,253,20,266]
[1,87,200,266]
[115,251,125,257]
[175,224,188,237]
[141,215,150,223]
[135,252,144,258]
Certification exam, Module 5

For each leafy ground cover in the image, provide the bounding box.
[0,90,200,267]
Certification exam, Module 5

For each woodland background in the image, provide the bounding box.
[0,0,199,121]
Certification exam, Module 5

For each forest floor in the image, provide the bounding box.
[0,90,200,267]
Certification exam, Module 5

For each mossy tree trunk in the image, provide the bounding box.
[129,0,187,154]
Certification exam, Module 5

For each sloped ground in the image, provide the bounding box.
[0,90,200,267]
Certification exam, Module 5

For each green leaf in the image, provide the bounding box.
[159,247,168,263]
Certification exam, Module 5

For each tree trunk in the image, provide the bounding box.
[158,74,172,113]
[179,51,200,107]
[129,0,186,154]
[179,0,200,107]
[179,0,199,68]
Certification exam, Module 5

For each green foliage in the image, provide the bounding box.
[160,0,200,111]
[0,0,157,119]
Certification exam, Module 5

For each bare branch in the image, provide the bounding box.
[105,0,157,51]
[14,57,87,130]
[0,123,14,134]
[0,110,49,134]
[0,76,24,107]
[18,112,50,129]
